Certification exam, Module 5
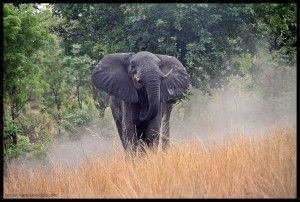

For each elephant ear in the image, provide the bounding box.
[156,54,190,101]
[91,53,138,103]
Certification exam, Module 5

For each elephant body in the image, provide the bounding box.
[92,51,190,152]
[110,94,173,152]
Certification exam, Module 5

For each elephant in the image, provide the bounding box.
[91,51,190,153]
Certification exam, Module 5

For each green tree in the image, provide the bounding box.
[4,4,58,144]
[37,37,66,134]
[254,3,296,65]
[63,44,95,110]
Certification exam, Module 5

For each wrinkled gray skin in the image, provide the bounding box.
[91,51,190,152]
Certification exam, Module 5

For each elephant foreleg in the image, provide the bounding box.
[136,122,149,153]
[121,101,138,152]
[110,97,127,149]
[143,103,162,150]
[161,102,172,150]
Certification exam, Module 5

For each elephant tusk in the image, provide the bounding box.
[133,74,140,82]
[163,68,173,78]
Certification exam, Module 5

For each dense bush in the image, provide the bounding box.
[4,135,49,162]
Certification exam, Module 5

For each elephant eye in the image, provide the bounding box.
[130,64,136,74]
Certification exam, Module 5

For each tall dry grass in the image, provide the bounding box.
[4,127,296,198]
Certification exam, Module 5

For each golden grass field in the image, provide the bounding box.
[4,127,296,198]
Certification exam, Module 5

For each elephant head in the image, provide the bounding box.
[91,51,190,123]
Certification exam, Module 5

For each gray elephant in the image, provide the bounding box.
[91,51,190,152]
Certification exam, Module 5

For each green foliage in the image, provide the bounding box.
[253,4,296,65]
[4,119,22,139]
[62,108,92,140]
[4,3,62,129]
[4,135,49,162]
[62,101,95,139]
[65,109,91,127]
[63,43,95,110]
[239,53,255,75]
[52,4,126,57]
[17,109,59,141]
[3,4,63,161]
[4,109,55,162]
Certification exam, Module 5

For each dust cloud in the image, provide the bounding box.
[170,84,296,144]
[170,58,296,143]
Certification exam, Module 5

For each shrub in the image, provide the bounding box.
[4,135,49,162]
[4,119,22,140]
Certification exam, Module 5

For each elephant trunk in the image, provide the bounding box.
[139,73,160,123]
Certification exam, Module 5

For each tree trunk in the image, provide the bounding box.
[179,43,187,67]
[57,100,61,128]
[52,86,62,134]
[10,85,18,145]
[76,75,82,109]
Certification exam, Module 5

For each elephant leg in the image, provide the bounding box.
[110,97,127,149]
[121,101,138,152]
[136,123,144,140]
[115,119,127,149]
[136,122,148,152]
[161,102,172,150]
[143,103,162,150]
